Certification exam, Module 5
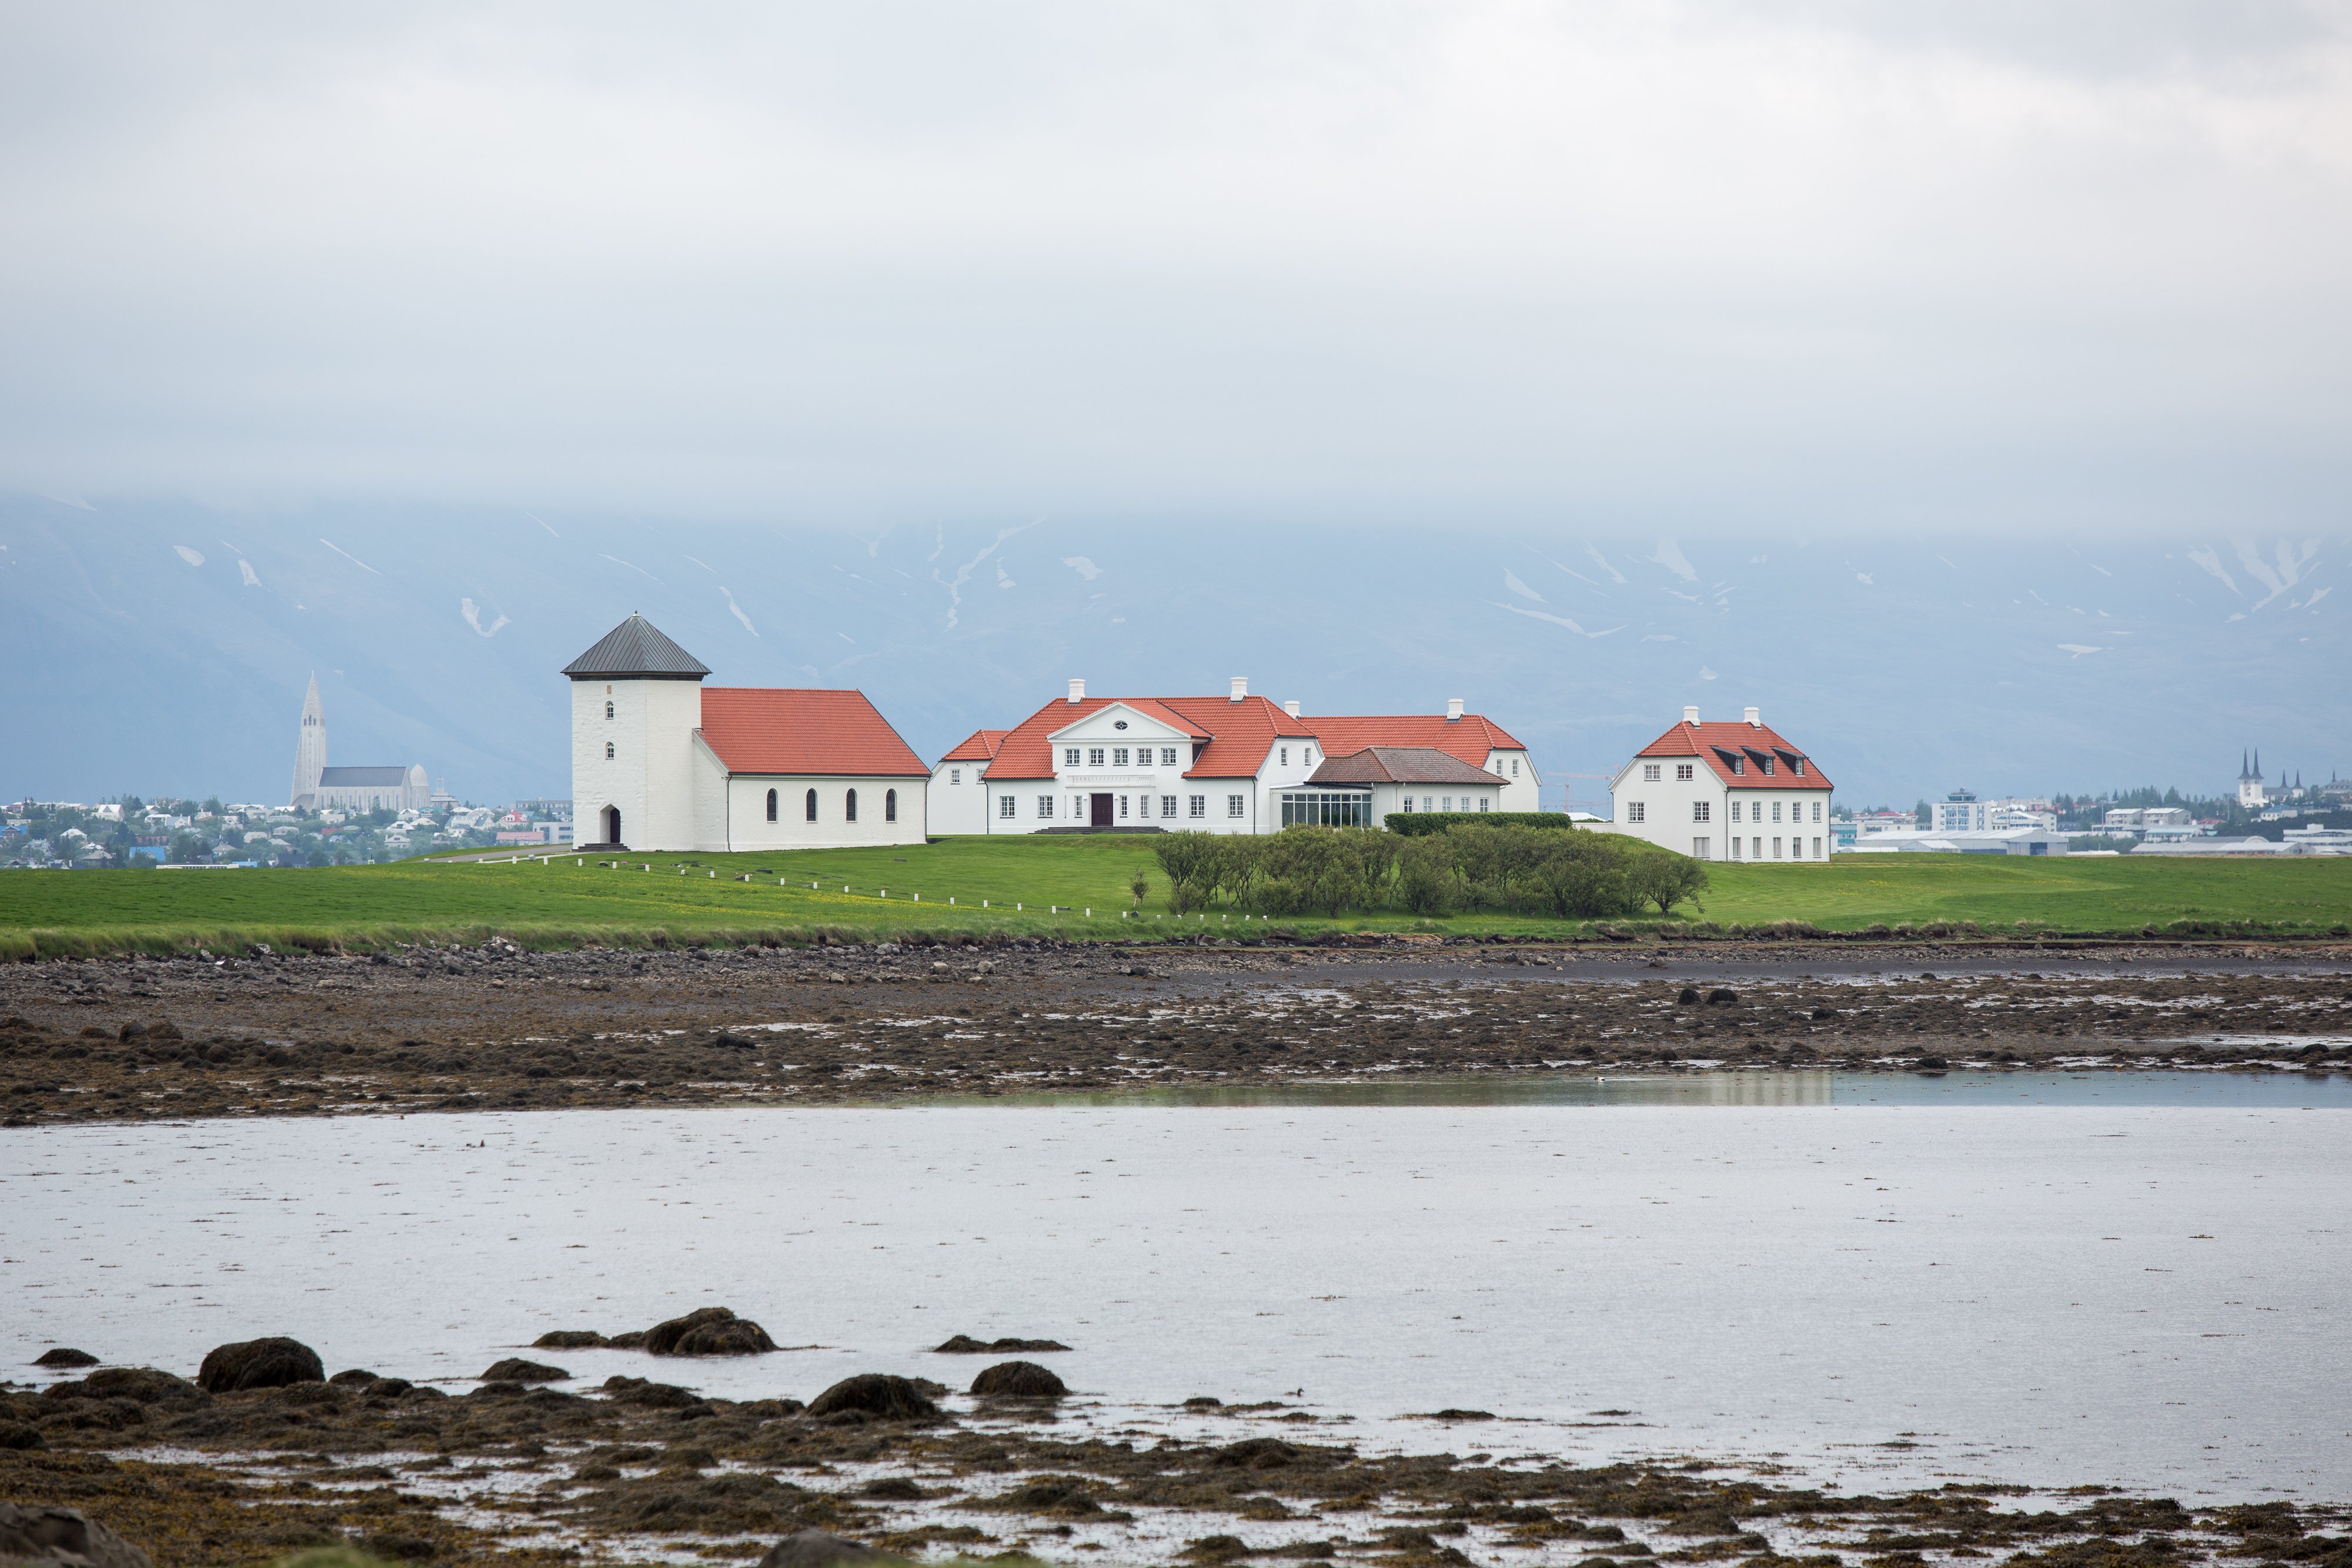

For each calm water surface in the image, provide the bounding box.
[4,1079,2346,1503]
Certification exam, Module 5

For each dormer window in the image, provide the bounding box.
[1729,756,1743,775]
[1793,759,1806,777]
[1760,757,1775,777]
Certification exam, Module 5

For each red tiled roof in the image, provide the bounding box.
[939,729,1011,764]
[1298,714,1528,773]
[981,694,1314,781]
[697,688,927,777]
[1307,746,1505,786]
[1634,720,1832,791]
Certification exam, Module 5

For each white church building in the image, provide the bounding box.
[287,674,432,813]
[565,614,928,852]
[928,678,1535,834]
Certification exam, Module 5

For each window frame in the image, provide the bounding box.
[765,787,777,823]
[805,788,818,823]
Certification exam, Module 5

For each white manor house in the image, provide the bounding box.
[928,679,1536,834]
[1606,706,1833,863]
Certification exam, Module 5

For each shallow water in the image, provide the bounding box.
[5,1095,2347,1504]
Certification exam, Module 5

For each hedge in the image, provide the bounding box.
[1382,811,1581,838]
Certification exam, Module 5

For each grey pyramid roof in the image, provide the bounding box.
[562,614,710,681]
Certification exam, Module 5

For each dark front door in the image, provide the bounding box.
[1091,793,1114,827]
[602,805,622,845]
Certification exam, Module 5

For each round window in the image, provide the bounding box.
[1113,720,1128,730]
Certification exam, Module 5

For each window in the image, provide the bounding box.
[806,789,818,822]
[1772,800,1782,823]
[1793,760,1806,777]
[1280,747,1289,765]
[1813,837,1823,858]
[1772,837,1782,859]
[1760,757,1775,776]
[1730,836,1742,859]
[1088,748,1105,767]
[1693,801,1711,823]
[1227,794,1245,818]
[1628,801,1647,824]
[1161,795,1177,818]
[1064,748,1080,767]
[1751,837,1761,860]
[1189,795,1206,818]
[1118,794,1129,818]
[1161,748,1178,765]
[1676,763,1693,781]
[1137,794,1150,819]
[604,700,614,720]
[1477,798,1491,811]
[604,742,614,760]
[766,788,778,823]
[1643,763,1661,783]
[885,789,897,823]
[844,789,857,823]
[1422,797,1433,813]
[1279,792,1369,827]
[1512,759,1521,777]
[1813,801,1823,823]
[1730,801,1742,823]
[1000,795,1017,818]
[1692,837,1711,858]
[1729,755,1743,775]
[1441,797,1453,812]
[1037,794,1054,818]
[950,767,961,785]
[1113,748,1129,766]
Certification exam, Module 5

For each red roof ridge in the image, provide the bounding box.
[697,687,927,777]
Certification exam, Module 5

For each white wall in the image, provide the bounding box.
[721,774,927,851]
[1718,789,1831,861]
[1608,756,1728,860]
[927,761,991,835]
[570,677,703,850]
[1481,748,1540,811]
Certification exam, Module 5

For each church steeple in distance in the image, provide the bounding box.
[290,674,328,807]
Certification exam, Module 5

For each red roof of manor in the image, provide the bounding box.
[1299,714,1528,773]
[939,729,1011,764]
[697,688,927,777]
[981,694,1314,781]
[1634,719,1833,791]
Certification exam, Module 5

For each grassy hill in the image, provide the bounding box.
[2,835,2348,958]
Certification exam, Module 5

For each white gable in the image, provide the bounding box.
[1047,703,1195,744]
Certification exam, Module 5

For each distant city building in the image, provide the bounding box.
[1606,706,1832,862]
[288,673,432,812]
[1845,827,2068,857]
[2237,748,2267,810]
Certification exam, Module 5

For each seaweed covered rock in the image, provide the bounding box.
[482,1358,570,1382]
[534,1329,610,1349]
[196,1336,324,1393]
[41,1367,211,1412]
[803,1374,939,1422]
[0,1503,155,1568]
[32,1348,98,1369]
[969,1360,1067,1399]
[757,1530,897,1568]
[643,1306,778,1357]
[931,1333,1070,1354]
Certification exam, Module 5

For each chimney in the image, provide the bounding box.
[1230,676,1248,702]
[1683,706,1699,726]
[1284,700,1300,718]
[1067,678,1085,704]
[1446,698,1464,722]
[1745,706,1760,727]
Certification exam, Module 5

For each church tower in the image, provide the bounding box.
[563,614,709,849]
[289,674,328,808]
[2237,747,2267,811]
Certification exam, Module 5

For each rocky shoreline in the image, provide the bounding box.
[2,941,2348,1124]
[6,1325,2346,1568]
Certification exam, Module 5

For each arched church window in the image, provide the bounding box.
[804,789,817,823]
[884,789,897,823]
[766,788,778,822]
[845,789,859,823]
[605,701,614,719]
[605,742,614,760]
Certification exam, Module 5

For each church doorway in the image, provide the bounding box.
[1090,793,1114,827]
[601,805,622,846]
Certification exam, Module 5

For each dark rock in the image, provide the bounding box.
[0,1503,155,1568]
[607,1330,649,1348]
[803,1373,940,1422]
[756,1529,896,1568]
[1705,988,1738,1006]
[328,1368,383,1387]
[196,1335,325,1392]
[43,1368,210,1410]
[603,1375,701,1408]
[1915,1055,1949,1071]
[482,1358,570,1382]
[533,1330,610,1349]
[117,1022,148,1042]
[643,1306,778,1356]
[860,1477,925,1500]
[1428,1408,1495,1420]
[0,1421,44,1450]
[931,1333,1071,1354]
[1182,1396,1224,1408]
[32,1348,99,1369]
[1212,1437,1301,1469]
[1676,987,1700,1005]
[969,1360,1067,1399]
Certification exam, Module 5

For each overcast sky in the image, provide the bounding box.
[3,2,2348,529]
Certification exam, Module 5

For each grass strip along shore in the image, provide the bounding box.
[3,834,2350,960]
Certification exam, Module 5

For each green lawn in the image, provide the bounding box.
[2,837,2347,958]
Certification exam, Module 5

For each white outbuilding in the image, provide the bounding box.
[565,614,928,852]
[1607,706,1834,863]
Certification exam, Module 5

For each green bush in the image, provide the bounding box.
[1382,811,1580,837]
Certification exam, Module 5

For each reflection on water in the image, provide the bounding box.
[920,1068,2352,1109]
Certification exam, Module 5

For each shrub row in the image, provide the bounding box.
[1153,824,1708,918]
[1381,811,1581,837]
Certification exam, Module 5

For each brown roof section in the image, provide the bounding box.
[981,694,1314,781]
[1635,719,1832,791]
[1307,746,1509,787]
[939,729,1011,764]
[1299,714,1528,773]
[697,688,927,777]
